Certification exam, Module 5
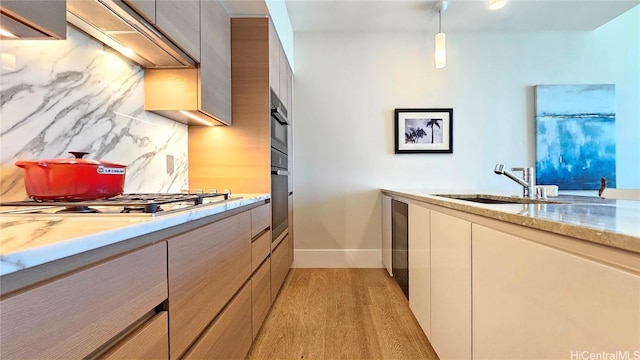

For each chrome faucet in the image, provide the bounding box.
[494,164,536,199]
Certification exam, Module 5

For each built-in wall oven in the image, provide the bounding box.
[271,90,289,241]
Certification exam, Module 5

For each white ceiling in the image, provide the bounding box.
[284,0,639,33]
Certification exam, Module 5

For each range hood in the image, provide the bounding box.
[66,0,195,68]
[1,1,66,39]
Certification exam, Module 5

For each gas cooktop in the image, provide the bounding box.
[0,192,237,216]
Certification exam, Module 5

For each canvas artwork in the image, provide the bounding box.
[535,84,616,190]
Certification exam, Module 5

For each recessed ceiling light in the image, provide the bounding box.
[489,0,507,10]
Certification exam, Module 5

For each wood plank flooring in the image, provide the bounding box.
[247,268,439,360]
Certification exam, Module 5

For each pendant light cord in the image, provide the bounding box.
[438,10,442,33]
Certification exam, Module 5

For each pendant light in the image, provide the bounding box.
[489,0,507,10]
[433,1,448,69]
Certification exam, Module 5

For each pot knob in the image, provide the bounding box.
[68,151,89,159]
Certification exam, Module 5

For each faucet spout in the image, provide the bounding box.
[494,163,536,198]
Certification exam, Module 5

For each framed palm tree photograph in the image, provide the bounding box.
[394,108,453,153]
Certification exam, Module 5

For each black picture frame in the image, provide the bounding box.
[394,108,453,154]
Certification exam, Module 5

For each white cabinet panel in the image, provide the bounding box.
[408,204,431,338]
[430,211,472,360]
[473,224,640,359]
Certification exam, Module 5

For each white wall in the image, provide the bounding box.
[292,7,639,265]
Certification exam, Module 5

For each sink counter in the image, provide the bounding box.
[0,194,270,277]
[382,189,640,254]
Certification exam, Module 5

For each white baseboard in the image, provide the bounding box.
[292,249,383,268]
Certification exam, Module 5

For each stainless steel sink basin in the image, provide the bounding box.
[433,194,562,205]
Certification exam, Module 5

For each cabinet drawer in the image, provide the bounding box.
[252,230,271,272]
[271,235,290,300]
[183,282,252,360]
[102,312,168,360]
[0,243,167,360]
[167,211,251,359]
[251,258,271,339]
[251,203,271,238]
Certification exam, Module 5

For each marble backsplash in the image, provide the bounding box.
[0,26,189,201]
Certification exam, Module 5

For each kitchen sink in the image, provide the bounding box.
[433,194,562,205]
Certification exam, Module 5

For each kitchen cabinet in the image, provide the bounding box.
[0,243,167,359]
[408,204,431,339]
[430,210,472,360]
[102,312,169,360]
[183,282,253,360]
[0,0,66,39]
[124,0,155,23]
[156,0,200,62]
[381,194,392,276]
[145,0,231,125]
[288,194,294,265]
[251,258,272,339]
[167,211,251,359]
[279,46,289,109]
[271,234,290,300]
[472,224,640,359]
[269,21,280,96]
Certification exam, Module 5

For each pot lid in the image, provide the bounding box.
[16,152,126,167]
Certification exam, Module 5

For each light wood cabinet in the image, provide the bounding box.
[271,235,290,300]
[0,243,167,359]
[124,0,155,23]
[269,20,280,94]
[430,210,472,360]
[408,204,431,339]
[472,224,640,359]
[156,0,200,62]
[167,211,251,359]
[288,194,294,265]
[251,258,272,339]
[251,203,271,238]
[0,0,66,39]
[183,282,253,360]
[101,312,169,360]
[279,46,289,108]
[145,0,231,126]
[252,230,271,272]
[381,195,392,276]
[200,0,232,124]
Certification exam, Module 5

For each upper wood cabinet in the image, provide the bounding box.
[124,0,156,24]
[144,0,231,125]
[156,0,200,62]
[200,0,232,124]
[269,21,280,94]
[0,0,66,39]
[278,46,289,109]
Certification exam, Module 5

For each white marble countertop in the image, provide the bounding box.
[0,194,270,276]
[382,189,640,254]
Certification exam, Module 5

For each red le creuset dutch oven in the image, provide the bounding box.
[15,151,127,201]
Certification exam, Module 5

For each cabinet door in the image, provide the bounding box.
[156,0,200,62]
[473,224,640,359]
[408,204,431,339]
[102,312,168,360]
[167,212,251,359]
[381,195,392,276]
[430,211,471,360]
[279,46,289,109]
[124,0,155,23]
[288,194,294,265]
[271,235,290,300]
[252,258,271,339]
[286,64,293,120]
[200,0,231,124]
[268,20,280,94]
[251,203,271,238]
[0,243,167,360]
[183,282,252,360]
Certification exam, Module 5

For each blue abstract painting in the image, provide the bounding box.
[535,85,616,190]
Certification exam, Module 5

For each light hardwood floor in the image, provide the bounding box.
[247,268,439,360]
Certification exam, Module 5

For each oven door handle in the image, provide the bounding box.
[271,107,289,125]
[271,170,290,176]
